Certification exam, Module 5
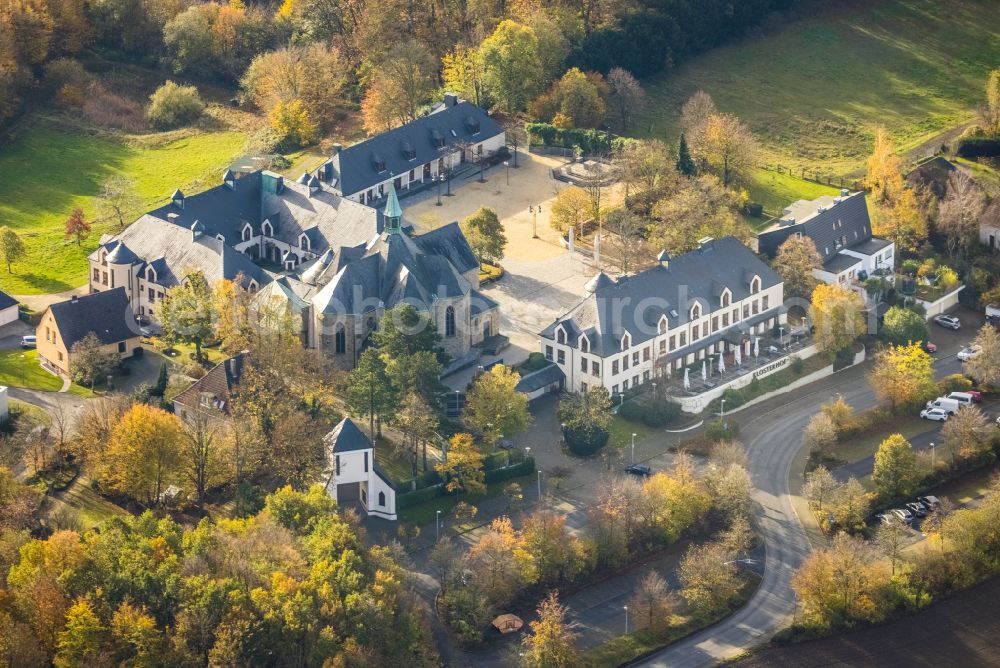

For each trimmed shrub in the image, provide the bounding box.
[564,424,609,456]
[620,397,682,427]
[146,81,205,130]
[525,122,639,154]
[745,202,764,217]
[396,484,445,509]
[938,373,973,394]
[705,418,738,442]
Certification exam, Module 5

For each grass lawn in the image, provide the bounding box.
[0,118,246,295]
[609,414,658,449]
[48,475,130,530]
[639,0,1000,177]
[829,413,931,464]
[0,349,64,391]
[745,167,841,218]
[398,473,535,525]
[146,337,228,367]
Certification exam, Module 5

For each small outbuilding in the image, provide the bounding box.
[0,291,18,328]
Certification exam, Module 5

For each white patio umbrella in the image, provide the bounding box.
[753,337,760,358]
[718,353,726,374]
[734,344,742,367]
[701,360,707,382]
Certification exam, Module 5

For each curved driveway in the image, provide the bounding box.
[633,353,963,668]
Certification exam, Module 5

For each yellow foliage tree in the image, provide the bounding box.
[868,342,936,411]
[268,98,318,148]
[865,127,926,251]
[549,186,592,233]
[642,471,711,543]
[435,433,486,495]
[104,405,184,505]
[809,283,866,355]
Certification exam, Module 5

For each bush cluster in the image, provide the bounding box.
[956,136,1000,158]
[619,397,682,427]
[525,122,639,153]
[564,424,609,455]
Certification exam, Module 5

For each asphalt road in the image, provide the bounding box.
[631,348,969,668]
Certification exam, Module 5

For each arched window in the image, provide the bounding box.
[262,221,273,237]
[300,235,309,250]
[691,303,701,320]
[248,281,258,294]
[378,491,386,507]
[445,306,456,337]
[750,276,761,294]
[242,226,252,242]
[335,324,346,353]
[580,337,589,353]
[721,290,731,307]
[147,268,155,282]
[658,318,667,334]
[366,316,376,333]
[557,328,566,344]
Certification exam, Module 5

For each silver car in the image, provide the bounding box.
[933,314,961,330]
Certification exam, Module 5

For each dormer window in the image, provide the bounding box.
[299,234,310,251]
[621,332,631,350]
[721,289,731,307]
[750,276,761,294]
[262,220,273,237]
[146,267,156,282]
[580,337,589,353]
[690,303,701,320]
[401,142,416,160]
[372,154,386,172]
[101,251,107,266]
[242,224,252,242]
[431,130,445,148]
[465,116,480,134]
[557,328,566,344]
[658,316,667,334]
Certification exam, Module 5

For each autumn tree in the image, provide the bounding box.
[941,405,992,463]
[865,127,926,251]
[69,332,120,389]
[182,411,230,505]
[642,470,712,544]
[461,207,507,264]
[936,172,985,262]
[55,599,107,667]
[792,533,892,628]
[690,112,759,187]
[534,67,606,128]
[268,98,318,148]
[520,510,588,585]
[467,516,536,606]
[774,235,821,301]
[462,365,531,444]
[436,432,485,495]
[63,207,91,246]
[521,592,579,668]
[874,515,909,576]
[809,283,866,356]
[872,433,921,501]
[868,343,936,411]
[441,45,487,108]
[679,90,716,139]
[479,20,542,113]
[145,80,204,130]
[160,271,216,361]
[606,67,645,132]
[802,465,838,512]
[549,186,591,233]
[95,175,140,231]
[881,306,929,346]
[802,412,837,460]
[830,477,871,531]
[346,348,397,441]
[648,174,752,254]
[629,571,672,631]
[104,404,184,505]
[616,139,676,198]
[963,324,1000,387]
[0,226,26,273]
[366,39,437,125]
[678,540,742,616]
[393,392,438,474]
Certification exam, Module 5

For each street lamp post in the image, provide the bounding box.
[504,161,510,185]
[721,398,726,428]
[537,470,542,500]
[623,606,629,635]
[435,173,443,206]
[779,327,786,348]
[931,441,935,467]
[445,169,452,196]
[631,432,637,464]
[436,510,441,541]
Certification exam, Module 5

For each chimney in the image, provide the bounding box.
[320,160,334,181]
[840,188,850,197]
[167,212,179,223]
[70,295,79,304]
[191,220,204,240]
[657,249,671,270]
[444,92,458,108]
[307,175,321,197]
[697,236,714,250]
[261,170,284,196]
[332,144,342,155]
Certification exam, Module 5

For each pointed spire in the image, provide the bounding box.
[384,179,402,234]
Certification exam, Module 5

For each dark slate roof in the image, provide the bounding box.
[515,363,565,394]
[172,353,247,416]
[330,100,504,196]
[848,237,893,255]
[325,417,373,453]
[540,237,782,357]
[757,192,876,263]
[105,240,140,265]
[657,307,785,365]
[148,171,263,244]
[414,222,480,276]
[823,253,863,274]
[0,290,18,311]
[48,287,139,350]
[470,290,499,316]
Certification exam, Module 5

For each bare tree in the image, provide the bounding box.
[679,90,716,138]
[936,172,985,262]
[874,515,908,575]
[96,175,141,231]
[49,403,73,466]
[606,68,646,132]
[603,208,649,274]
[629,571,673,630]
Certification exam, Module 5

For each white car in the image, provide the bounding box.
[958,345,982,361]
[920,407,949,421]
[934,314,961,330]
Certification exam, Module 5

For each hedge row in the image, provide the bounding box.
[525,122,638,154]
[956,136,1000,159]
[484,457,536,484]
[619,398,682,427]
[396,484,445,509]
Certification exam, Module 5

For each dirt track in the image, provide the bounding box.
[734,576,1000,668]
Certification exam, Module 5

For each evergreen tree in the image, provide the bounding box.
[676,133,696,176]
[153,362,169,398]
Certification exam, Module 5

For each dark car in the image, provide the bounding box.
[918,495,942,511]
[624,464,652,477]
[906,501,927,518]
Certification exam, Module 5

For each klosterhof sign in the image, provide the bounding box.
[752,357,788,380]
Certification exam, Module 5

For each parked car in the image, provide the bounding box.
[934,314,961,330]
[19,335,35,349]
[918,496,942,511]
[891,508,915,524]
[874,512,892,526]
[906,501,928,518]
[921,341,938,354]
[920,407,950,421]
[947,392,976,407]
[624,464,652,477]
[925,397,960,415]
[967,390,983,403]
[958,345,982,361]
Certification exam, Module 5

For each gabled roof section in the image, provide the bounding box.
[0,290,17,311]
[540,237,782,357]
[329,99,504,196]
[172,353,247,417]
[325,417,373,453]
[414,222,479,276]
[149,172,263,244]
[756,192,875,264]
[47,287,139,350]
